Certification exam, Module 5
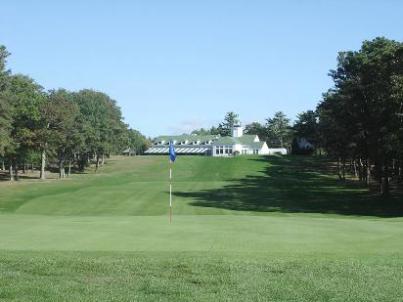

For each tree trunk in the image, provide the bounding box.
[366,158,371,186]
[1,160,5,171]
[79,155,86,172]
[59,158,65,179]
[394,159,401,183]
[395,159,399,182]
[101,154,105,166]
[40,149,46,180]
[381,163,390,196]
[14,161,19,181]
[95,153,100,172]
[22,162,26,174]
[353,160,358,179]
[337,157,343,180]
[342,159,346,180]
[358,157,365,181]
[67,160,72,177]
[9,162,14,181]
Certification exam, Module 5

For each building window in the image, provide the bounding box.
[219,146,223,154]
[216,147,219,155]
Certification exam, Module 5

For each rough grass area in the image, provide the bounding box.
[0,155,402,301]
[1,252,403,302]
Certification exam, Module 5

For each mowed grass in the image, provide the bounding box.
[0,155,403,301]
[0,155,267,216]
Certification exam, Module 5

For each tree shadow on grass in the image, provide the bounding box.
[174,156,403,217]
[0,168,90,182]
[0,171,40,181]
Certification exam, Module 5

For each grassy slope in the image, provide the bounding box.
[0,156,270,216]
[0,155,403,301]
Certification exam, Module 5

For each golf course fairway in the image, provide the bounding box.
[0,155,402,301]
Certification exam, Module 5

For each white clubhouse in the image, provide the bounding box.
[145,125,287,156]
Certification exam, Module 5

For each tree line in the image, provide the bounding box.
[317,37,403,195]
[3,37,401,194]
[191,110,314,151]
[0,45,149,181]
[191,111,295,149]
[191,37,403,195]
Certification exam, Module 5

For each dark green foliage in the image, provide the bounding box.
[125,128,150,155]
[6,75,45,179]
[209,125,220,135]
[0,98,12,158]
[0,45,10,91]
[317,37,403,194]
[217,111,240,136]
[244,122,267,141]
[195,112,241,137]
[0,47,12,159]
[206,112,294,150]
[0,45,146,180]
[73,89,123,169]
[265,111,293,148]
[292,110,320,154]
[191,128,212,135]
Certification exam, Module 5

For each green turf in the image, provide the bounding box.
[0,155,402,301]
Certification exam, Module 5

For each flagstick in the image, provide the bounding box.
[169,161,172,223]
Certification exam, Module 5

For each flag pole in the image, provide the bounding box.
[168,141,176,224]
[169,161,172,223]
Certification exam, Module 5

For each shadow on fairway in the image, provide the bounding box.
[0,169,90,182]
[174,156,403,217]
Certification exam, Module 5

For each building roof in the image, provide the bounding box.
[151,133,265,150]
[250,141,265,149]
[153,134,219,143]
[146,132,266,154]
[212,135,260,146]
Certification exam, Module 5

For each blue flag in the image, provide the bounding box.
[169,141,176,162]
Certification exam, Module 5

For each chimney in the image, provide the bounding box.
[232,125,243,138]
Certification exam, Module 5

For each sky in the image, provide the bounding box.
[1,1,402,137]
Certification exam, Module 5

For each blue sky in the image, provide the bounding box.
[1,1,402,137]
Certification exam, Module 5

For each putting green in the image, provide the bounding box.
[0,214,402,255]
